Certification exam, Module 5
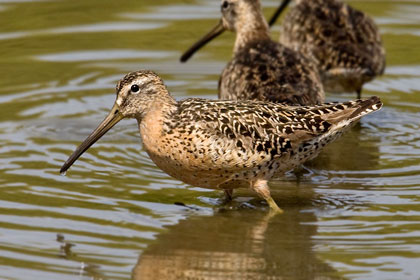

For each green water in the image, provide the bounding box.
[0,0,419,279]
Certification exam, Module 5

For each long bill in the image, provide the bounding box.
[60,103,123,174]
[268,0,292,27]
[180,20,225,63]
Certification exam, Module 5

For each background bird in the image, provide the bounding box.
[269,0,386,98]
[180,0,325,106]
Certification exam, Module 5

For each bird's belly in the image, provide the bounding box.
[145,151,241,190]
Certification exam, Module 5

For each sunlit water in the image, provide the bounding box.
[0,0,419,279]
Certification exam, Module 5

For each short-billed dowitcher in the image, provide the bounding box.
[180,0,324,106]
[269,0,386,98]
[60,70,382,213]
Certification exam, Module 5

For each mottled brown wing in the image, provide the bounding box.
[175,97,381,163]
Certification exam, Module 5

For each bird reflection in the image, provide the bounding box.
[56,233,104,279]
[132,206,341,279]
[56,233,75,259]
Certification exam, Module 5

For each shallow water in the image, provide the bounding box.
[0,0,419,279]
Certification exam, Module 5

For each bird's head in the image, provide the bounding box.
[60,70,169,174]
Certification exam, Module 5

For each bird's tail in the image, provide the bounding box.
[300,96,382,161]
[321,96,382,128]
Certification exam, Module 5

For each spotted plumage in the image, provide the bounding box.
[180,0,324,106]
[269,0,386,97]
[61,71,382,213]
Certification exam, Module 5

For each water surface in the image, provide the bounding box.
[0,0,419,279]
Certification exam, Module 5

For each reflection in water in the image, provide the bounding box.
[56,233,75,259]
[133,208,342,280]
[55,233,113,280]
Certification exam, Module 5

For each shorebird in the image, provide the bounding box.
[60,70,382,213]
[180,0,324,106]
[269,0,386,98]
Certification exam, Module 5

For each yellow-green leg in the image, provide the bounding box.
[251,179,284,214]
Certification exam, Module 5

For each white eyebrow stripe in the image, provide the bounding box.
[117,76,150,104]
[135,77,150,86]
[129,77,150,94]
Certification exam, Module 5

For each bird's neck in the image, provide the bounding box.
[234,12,270,52]
[138,94,177,154]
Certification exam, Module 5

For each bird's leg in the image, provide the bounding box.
[357,87,362,99]
[251,179,283,214]
[224,189,233,201]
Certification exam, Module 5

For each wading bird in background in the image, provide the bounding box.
[180,0,325,106]
[269,0,386,98]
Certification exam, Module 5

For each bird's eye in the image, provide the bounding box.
[222,1,229,9]
[131,84,139,93]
